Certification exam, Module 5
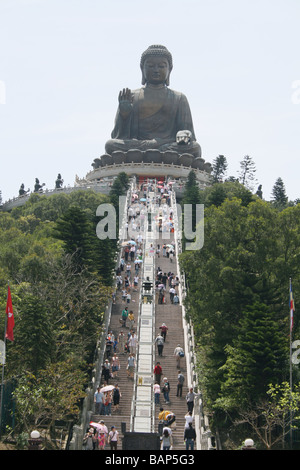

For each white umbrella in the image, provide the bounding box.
[100,385,115,393]
[89,422,106,432]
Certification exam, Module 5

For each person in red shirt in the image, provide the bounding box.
[159,323,168,341]
[154,362,163,385]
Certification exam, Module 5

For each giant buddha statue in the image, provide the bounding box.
[105,44,201,159]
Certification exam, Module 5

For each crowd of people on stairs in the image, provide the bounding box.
[83,179,198,451]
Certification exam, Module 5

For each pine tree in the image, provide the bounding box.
[207,184,227,207]
[238,155,257,190]
[53,206,95,272]
[182,171,202,206]
[219,302,288,408]
[109,172,130,208]
[211,155,228,183]
[15,294,55,374]
[271,177,288,209]
[117,172,130,192]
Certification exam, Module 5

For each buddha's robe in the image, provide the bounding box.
[105,86,201,157]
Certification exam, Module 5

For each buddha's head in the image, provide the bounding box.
[140,45,173,86]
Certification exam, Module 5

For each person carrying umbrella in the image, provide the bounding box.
[89,420,108,450]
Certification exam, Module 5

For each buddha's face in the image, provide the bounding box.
[143,56,170,85]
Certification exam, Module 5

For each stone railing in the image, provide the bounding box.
[86,160,211,190]
[1,182,113,212]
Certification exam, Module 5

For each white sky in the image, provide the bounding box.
[0,0,299,203]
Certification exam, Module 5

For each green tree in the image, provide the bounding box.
[199,181,254,209]
[233,382,300,449]
[11,190,109,223]
[12,294,55,375]
[206,183,227,207]
[211,155,228,183]
[109,171,130,208]
[117,171,130,192]
[0,191,117,440]
[238,155,257,191]
[0,225,31,280]
[53,206,95,272]
[180,195,300,446]
[13,360,87,445]
[180,198,289,408]
[218,302,288,409]
[271,177,288,209]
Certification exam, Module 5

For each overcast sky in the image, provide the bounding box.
[0,0,299,203]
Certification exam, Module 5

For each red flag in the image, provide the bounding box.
[5,285,14,341]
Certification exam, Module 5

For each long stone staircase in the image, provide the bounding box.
[88,180,199,450]
[153,232,190,450]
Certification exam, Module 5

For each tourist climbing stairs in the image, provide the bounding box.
[90,179,195,450]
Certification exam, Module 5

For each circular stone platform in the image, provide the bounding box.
[87,150,212,189]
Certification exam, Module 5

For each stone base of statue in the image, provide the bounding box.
[86,149,211,189]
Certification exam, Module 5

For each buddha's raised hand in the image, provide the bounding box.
[118,88,133,119]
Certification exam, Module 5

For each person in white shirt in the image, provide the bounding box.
[108,426,119,450]
[184,411,194,428]
[133,275,139,291]
[129,333,138,355]
[154,382,161,405]
[174,344,184,368]
[169,287,176,303]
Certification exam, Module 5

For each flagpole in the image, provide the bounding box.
[0,283,9,437]
[289,277,293,449]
